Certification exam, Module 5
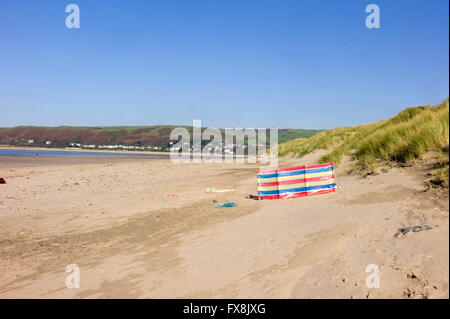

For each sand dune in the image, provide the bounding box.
[0,153,448,298]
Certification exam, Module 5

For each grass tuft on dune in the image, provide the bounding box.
[278,99,449,181]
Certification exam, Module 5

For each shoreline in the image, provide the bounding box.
[0,145,250,159]
[0,144,170,156]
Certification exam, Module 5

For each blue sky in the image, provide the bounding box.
[0,0,448,129]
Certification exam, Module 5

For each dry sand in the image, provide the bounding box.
[0,152,448,298]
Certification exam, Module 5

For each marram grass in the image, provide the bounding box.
[277,99,449,180]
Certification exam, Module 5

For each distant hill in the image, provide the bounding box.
[278,99,449,184]
[0,125,321,150]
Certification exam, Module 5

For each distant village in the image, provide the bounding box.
[14,138,270,154]
[18,139,164,151]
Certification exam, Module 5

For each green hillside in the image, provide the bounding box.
[277,129,322,144]
[0,125,321,149]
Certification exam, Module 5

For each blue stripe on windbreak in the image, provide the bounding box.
[257,173,278,179]
[257,166,333,179]
[257,183,335,195]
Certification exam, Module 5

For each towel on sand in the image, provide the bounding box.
[214,202,237,208]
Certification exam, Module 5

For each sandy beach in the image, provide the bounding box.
[0,153,448,298]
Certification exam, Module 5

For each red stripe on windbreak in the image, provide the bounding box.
[257,175,335,187]
[279,191,307,199]
[260,194,280,200]
[306,188,335,196]
[276,162,333,172]
[260,184,336,200]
